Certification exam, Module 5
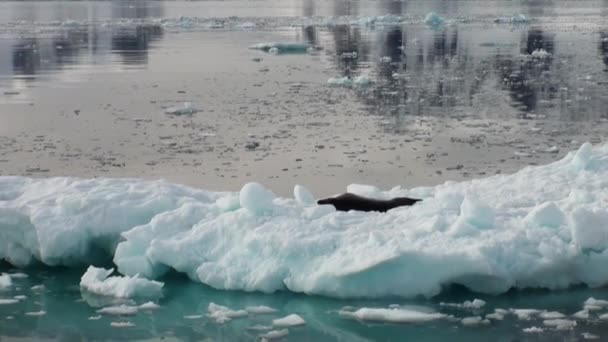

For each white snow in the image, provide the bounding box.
[2,144,608,298]
[80,266,163,298]
[339,307,445,323]
[272,314,306,327]
[97,304,139,316]
[207,302,248,323]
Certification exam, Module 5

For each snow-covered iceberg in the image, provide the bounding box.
[2,143,608,298]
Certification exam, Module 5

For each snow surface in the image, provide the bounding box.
[2,143,608,298]
[80,266,163,298]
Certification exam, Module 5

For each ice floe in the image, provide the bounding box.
[339,307,445,323]
[272,314,306,327]
[97,304,139,316]
[80,266,163,299]
[207,302,248,324]
[2,144,608,298]
[0,274,11,289]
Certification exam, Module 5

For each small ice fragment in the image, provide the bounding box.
[164,102,198,115]
[30,285,45,292]
[485,312,504,320]
[184,315,203,319]
[239,182,275,213]
[327,76,353,88]
[543,319,577,330]
[207,302,248,324]
[273,314,306,327]
[380,56,392,63]
[544,146,559,153]
[582,332,600,339]
[572,310,589,319]
[245,305,278,314]
[339,308,445,323]
[461,316,490,326]
[97,305,139,316]
[353,75,372,87]
[511,309,541,320]
[440,299,486,310]
[25,310,46,316]
[584,298,608,308]
[268,47,279,54]
[259,329,289,340]
[539,311,566,319]
[248,324,273,331]
[0,274,12,289]
[139,301,160,310]
[88,315,102,320]
[523,326,544,333]
[514,151,532,157]
[424,12,445,29]
[531,49,551,58]
[111,321,135,328]
[9,273,28,279]
[599,313,608,320]
[80,266,164,299]
[0,299,19,305]
[14,295,27,300]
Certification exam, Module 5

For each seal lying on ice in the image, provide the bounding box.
[317,193,421,212]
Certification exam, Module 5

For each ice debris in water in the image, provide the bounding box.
[4,143,608,298]
[543,319,577,330]
[80,266,163,299]
[97,304,139,316]
[0,299,19,305]
[424,12,445,29]
[494,14,528,24]
[110,321,135,328]
[0,274,12,289]
[328,75,372,88]
[511,309,542,320]
[523,326,544,333]
[531,49,551,59]
[25,310,46,316]
[584,298,608,311]
[582,332,600,339]
[207,302,248,324]
[245,305,278,314]
[461,316,490,326]
[259,329,289,340]
[139,301,160,310]
[539,311,566,319]
[249,42,313,54]
[272,314,306,327]
[440,299,486,310]
[164,102,198,115]
[339,307,445,323]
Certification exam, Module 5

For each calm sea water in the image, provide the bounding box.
[2,1,608,341]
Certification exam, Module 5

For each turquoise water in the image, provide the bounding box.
[2,265,608,341]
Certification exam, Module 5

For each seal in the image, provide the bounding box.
[317,193,421,212]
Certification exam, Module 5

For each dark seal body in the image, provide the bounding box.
[317,193,421,212]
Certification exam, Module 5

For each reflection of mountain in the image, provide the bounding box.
[6,1,163,79]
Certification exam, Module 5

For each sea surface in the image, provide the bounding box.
[2,0,608,341]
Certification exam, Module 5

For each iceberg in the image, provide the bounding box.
[2,143,608,299]
[80,266,164,298]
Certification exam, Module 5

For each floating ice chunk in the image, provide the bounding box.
[247,324,273,331]
[582,332,600,339]
[523,326,544,333]
[327,76,353,88]
[249,43,312,54]
[8,272,28,279]
[246,305,278,314]
[184,315,203,319]
[88,315,102,320]
[539,311,566,319]
[584,298,608,308]
[273,314,305,327]
[380,56,392,64]
[531,49,551,59]
[239,182,275,213]
[440,299,486,310]
[294,185,315,205]
[165,102,198,115]
[80,266,164,299]
[599,313,608,320]
[543,319,577,330]
[494,14,528,24]
[524,202,564,228]
[511,309,542,320]
[14,295,27,300]
[485,312,504,320]
[461,316,490,326]
[139,301,160,310]
[25,310,46,316]
[0,299,19,305]
[0,274,11,289]
[424,12,445,29]
[111,321,135,328]
[97,305,139,316]
[340,308,445,323]
[207,303,248,324]
[259,329,289,340]
[31,285,45,292]
[353,75,372,87]
[573,310,590,319]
